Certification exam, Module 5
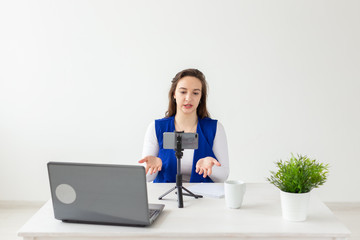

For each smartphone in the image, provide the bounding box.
[163,132,198,150]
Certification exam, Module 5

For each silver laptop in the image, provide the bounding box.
[47,162,164,227]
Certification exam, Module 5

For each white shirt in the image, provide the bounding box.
[141,121,229,182]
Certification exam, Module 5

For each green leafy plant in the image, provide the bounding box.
[267,154,329,193]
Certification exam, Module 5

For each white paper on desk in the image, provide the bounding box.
[186,183,224,198]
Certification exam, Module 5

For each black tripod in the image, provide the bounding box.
[158,131,202,208]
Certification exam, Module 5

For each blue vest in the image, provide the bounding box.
[154,116,218,183]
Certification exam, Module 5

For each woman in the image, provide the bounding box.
[139,69,229,183]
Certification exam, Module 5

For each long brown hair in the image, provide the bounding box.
[165,68,210,118]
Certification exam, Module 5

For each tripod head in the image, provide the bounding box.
[175,132,184,160]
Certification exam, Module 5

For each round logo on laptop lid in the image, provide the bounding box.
[55,184,76,204]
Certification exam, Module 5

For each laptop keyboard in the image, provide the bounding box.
[148,209,159,219]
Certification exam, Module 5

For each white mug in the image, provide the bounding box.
[224,180,246,209]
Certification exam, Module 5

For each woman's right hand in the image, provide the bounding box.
[138,156,162,175]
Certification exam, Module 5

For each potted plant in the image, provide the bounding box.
[267,153,329,221]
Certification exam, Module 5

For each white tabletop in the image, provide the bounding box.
[18,183,351,240]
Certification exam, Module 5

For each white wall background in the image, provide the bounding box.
[0,0,359,202]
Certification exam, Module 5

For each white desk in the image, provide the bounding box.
[18,183,351,240]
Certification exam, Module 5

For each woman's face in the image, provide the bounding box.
[174,76,202,116]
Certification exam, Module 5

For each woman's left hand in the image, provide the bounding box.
[195,157,221,178]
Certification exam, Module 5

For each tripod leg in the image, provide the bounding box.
[158,186,177,200]
[182,186,203,199]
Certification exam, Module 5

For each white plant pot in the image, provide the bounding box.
[280,190,310,221]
